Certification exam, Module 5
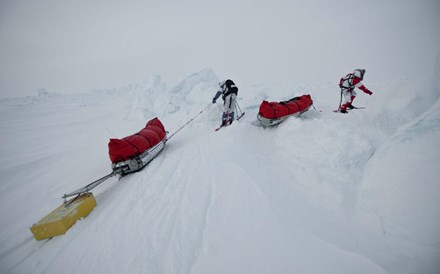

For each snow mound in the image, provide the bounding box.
[361,99,440,245]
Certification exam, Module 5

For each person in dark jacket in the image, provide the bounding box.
[338,69,373,113]
[212,79,238,126]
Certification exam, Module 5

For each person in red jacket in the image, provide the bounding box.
[338,69,373,113]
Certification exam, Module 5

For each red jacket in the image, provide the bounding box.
[340,73,372,95]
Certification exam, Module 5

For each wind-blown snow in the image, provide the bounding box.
[0,67,439,273]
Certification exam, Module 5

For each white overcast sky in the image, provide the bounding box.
[0,0,439,98]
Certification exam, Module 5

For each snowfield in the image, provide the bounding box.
[0,68,439,274]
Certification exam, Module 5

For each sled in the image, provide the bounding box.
[63,117,168,199]
[30,193,96,241]
[30,118,168,241]
[258,112,298,127]
[111,137,166,175]
[108,117,167,175]
[257,94,313,126]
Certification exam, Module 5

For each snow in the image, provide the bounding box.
[0,66,439,274]
[1,0,440,272]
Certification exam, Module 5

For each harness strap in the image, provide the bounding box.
[340,73,356,90]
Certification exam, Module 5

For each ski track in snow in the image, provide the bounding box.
[0,69,439,274]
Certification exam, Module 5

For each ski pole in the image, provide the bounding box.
[215,102,223,112]
[236,101,244,116]
[338,90,342,111]
[167,103,211,141]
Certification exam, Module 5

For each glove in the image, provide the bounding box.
[212,98,216,104]
[365,90,373,95]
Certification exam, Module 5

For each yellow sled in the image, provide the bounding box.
[30,193,96,241]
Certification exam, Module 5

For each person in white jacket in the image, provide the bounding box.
[212,79,238,126]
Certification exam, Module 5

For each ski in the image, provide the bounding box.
[333,107,365,113]
[214,112,245,131]
[236,112,246,120]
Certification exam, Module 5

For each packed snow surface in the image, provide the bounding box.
[0,68,439,274]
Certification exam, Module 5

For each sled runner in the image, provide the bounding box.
[257,94,313,126]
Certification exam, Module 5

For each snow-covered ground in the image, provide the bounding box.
[0,67,439,274]
[1,0,439,272]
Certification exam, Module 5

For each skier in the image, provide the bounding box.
[338,69,373,113]
[212,79,238,127]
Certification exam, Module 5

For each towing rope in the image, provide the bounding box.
[166,103,212,141]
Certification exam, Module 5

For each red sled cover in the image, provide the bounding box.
[258,94,313,119]
[108,117,166,163]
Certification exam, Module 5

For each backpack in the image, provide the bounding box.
[339,69,365,91]
[339,73,356,90]
[221,79,238,99]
